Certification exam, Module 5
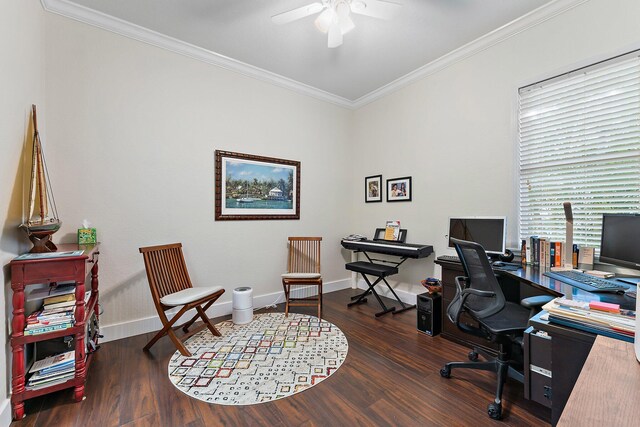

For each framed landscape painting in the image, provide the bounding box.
[215,150,300,220]
[365,175,382,203]
[386,176,412,202]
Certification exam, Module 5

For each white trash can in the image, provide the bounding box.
[232,287,253,324]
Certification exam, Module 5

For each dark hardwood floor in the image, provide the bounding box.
[13,289,550,426]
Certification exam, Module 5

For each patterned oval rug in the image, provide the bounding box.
[168,312,348,405]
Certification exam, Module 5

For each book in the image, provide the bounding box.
[43,300,76,310]
[544,240,551,268]
[589,301,620,313]
[26,318,74,329]
[29,350,75,374]
[555,242,562,267]
[37,309,75,319]
[539,238,547,269]
[24,322,74,336]
[25,374,74,391]
[14,250,84,261]
[37,313,74,322]
[384,220,401,241]
[43,293,75,305]
[37,361,75,376]
[28,370,74,387]
[28,365,74,382]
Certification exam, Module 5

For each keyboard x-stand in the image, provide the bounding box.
[341,229,433,317]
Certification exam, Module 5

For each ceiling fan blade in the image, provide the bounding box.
[351,0,402,20]
[272,2,324,25]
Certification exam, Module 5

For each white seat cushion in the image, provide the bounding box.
[160,286,224,307]
[281,272,321,279]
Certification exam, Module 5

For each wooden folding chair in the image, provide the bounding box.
[139,243,225,356]
[281,237,323,318]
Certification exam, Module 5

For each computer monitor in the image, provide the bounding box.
[447,217,507,256]
[599,213,640,270]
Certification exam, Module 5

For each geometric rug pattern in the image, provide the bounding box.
[168,313,348,405]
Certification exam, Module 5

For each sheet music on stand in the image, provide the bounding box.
[384,220,401,241]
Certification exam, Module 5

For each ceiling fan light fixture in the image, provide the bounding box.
[314,8,336,33]
[327,23,343,48]
[273,0,403,48]
[340,15,355,34]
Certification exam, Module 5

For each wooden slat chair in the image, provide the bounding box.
[139,243,225,356]
[281,237,323,318]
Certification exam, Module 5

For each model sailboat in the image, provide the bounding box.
[20,105,61,253]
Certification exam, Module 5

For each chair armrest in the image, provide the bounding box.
[454,276,468,294]
[455,276,496,298]
[462,288,496,298]
[520,295,554,310]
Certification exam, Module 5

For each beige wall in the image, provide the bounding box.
[0,0,47,422]
[42,14,355,339]
[351,0,640,295]
[1,0,639,421]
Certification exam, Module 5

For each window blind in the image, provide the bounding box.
[519,52,640,250]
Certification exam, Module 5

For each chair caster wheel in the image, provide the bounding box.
[488,402,502,420]
[468,351,479,361]
[440,367,451,378]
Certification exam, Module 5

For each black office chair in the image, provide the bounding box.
[439,238,552,420]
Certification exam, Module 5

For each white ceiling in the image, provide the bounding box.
[45,0,559,106]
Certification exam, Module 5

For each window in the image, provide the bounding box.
[518,52,640,250]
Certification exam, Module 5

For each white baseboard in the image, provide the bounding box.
[100,278,351,343]
[0,397,12,427]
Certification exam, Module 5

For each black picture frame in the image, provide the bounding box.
[365,175,382,203]
[386,176,412,202]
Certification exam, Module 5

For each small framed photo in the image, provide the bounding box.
[386,176,412,202]
[365,175,382,203]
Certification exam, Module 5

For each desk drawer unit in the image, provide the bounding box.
[524,327,553,408]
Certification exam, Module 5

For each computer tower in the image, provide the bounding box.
[417,293,441,336]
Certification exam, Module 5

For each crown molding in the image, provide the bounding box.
[41,0,588,110]
[40,0,353,108]
[351,0,590,108]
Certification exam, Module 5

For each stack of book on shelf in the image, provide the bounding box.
[26,350,75,391]
[25,284,77,336]
[543,297,635,342]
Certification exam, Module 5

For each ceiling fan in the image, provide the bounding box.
[272,0,402,48]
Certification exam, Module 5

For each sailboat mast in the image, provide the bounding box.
[32,105,48,223]
[27,132,37,221]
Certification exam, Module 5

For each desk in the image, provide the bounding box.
[558,336,640,426]
[435,258,637,425]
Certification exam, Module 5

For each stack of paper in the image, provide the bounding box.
[543,298,635,342]
[26,351,75,390]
